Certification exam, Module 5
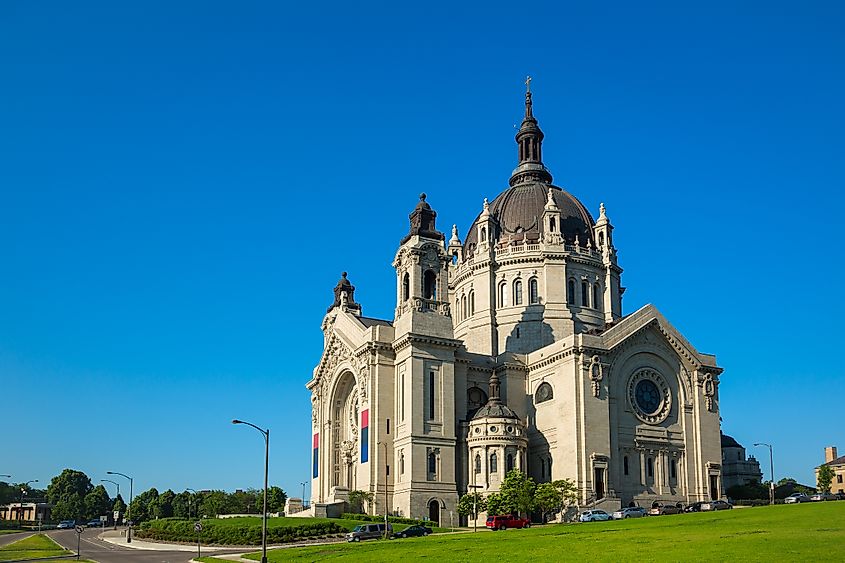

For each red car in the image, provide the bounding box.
[485,514,530,530]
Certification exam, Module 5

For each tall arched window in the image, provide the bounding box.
[474,454,481,474]
[506,453,514,472]
[480,226,487,242]
[498,281,508,307]
[671,460,677,480]
[549,217,556,232]
[428,452,437,475]
[400,451,405,475]
[567,279,575,304]
[513,280,523,305]
[593,284,601,311]
[528,278,539,304]
[647,457,654,479]
[490,453,498,474]
[598,232,605,246]
[469,291,475,315]
[402,273,410,301]
[461,295,467,320]
[424,270,437,300]
[581,281,589,307]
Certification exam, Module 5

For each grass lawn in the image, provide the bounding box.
[201,502,845,562]
[191,516,448,533]
[0,533,74,562]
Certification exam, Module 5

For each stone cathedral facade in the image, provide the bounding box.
[306,88,724,524]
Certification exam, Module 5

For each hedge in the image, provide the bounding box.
[136,518,346,545]
[341,513,428,526]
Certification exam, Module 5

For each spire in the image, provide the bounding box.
[509,76,553,187]
[488,368,502,405]
[401,193,444,244]
[448,224,461,246]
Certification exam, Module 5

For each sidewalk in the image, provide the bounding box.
[98,529,229,552]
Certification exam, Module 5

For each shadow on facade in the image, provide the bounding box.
[504,302,555,354]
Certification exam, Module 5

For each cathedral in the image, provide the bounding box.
[306,85,724,524]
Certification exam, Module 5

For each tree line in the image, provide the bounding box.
[456,470,579,522]
[1,469,286,524]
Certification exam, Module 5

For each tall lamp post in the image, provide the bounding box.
[300,481,308,511]
[232,419,269,563]
[753,443,775,505]
[19,480,38,525]
[377,441,389,539]
[185,488,198,520]
[106,471,134,542]
[101,479,120,529]
[468,484,482,532]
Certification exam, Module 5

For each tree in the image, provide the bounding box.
[347,490,374,514]
[84,485,112,521]
[533,479,578,522]
[817,465,835,493]
[485,492,506,517]
[113,494,126,516]
[47,469,94,522]
[199,490,226,518]
[457,492,487,520]
[172,491,192,519]
[130,488,159,523]
[157,489,175,518]
[497,470,536,517]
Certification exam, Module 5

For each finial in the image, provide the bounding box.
[480,197,490,219]
[525,75,532,93]
[483,198,489,210]
[449,224,461,246]
[342,271,348,278]
[524,77,534,119]
[420,193,427,201]
[599,202,607,218]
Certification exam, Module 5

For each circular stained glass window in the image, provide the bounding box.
[489,426,498,433]
[635,379,661,415]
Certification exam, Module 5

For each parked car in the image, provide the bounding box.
[57,520,76,529]
[810,492,837,502]
[579,510,611,522]
[392,525,433,539]
[835,492,845,501]
[346,523,393,542]
[612,506,647,519]
[85,519,103,528]
[784,493,811,504]
[648,503,683,516]
[685,502,705,513]
[485,514,530,530]
[701,500,733,511]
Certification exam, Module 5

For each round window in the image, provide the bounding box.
[474,427,481,434]
[506,426,514,433]
[634,379,661,415]
[627,368,671,424]
[489,426,498,433]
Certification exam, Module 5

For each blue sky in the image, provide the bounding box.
[1,1,843,496]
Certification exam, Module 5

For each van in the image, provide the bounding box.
[346,523,393,542]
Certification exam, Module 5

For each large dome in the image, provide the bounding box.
[463,183,595,256]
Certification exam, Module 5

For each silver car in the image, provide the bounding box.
[784,493,811,504]
[810,492,837,502]
[612,506,647,519]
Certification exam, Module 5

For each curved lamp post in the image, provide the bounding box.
[106,471,134,542]
[19,480,38,525]
[232,419,269,563]
[753,443,775,505]
[101,479,120,529]
[185,488,198,520]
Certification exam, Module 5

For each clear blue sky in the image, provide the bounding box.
[1,1,843,496]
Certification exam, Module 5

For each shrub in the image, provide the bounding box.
[134,517,346,546]
[340,513,428,526]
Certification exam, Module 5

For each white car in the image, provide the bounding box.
[579,509,611,522]
[612,506,647,519]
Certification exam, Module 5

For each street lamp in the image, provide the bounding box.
[19,480,38,526]
[233,419,270,563]
[377,441,390,539]
[468,484,482,533]
[101,480,120,529]
[300,481,308,511]
[753,443,775,505]
[106,471,134,542]
[185,488,198,520]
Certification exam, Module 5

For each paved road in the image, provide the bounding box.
[46,528,229,563]
[0,531,32,548]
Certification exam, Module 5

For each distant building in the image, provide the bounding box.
[816,446,845,494]
[720,433,763,489]
[0,502,52,522]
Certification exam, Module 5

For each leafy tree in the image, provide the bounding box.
[157,489,176,518]
[457,492,487,519]
[113,495,126,516]
[817,465,835,493]
[485,492,506,517]
[199,490,226,518]
[47,469,94,522]
[347,490,374,514]
[84,485,112,520]
[129,488,159,523]
[498,470,536,517]
[172,491,192,519]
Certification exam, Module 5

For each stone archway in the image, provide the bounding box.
[330,371,359,490]
[428,499,440,525]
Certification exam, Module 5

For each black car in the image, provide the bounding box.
[685,502,705,513]
[393,525,433,539]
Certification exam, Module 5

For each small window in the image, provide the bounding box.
[428,452,437,474]
[469,291,475,315]
[386,464,390,476]
[593,284,601,311]
[540,458,546,480]
[535,382,553,404]
[424,270,437,300]
[400,452,405,474]
[490,453,498,474]
[498,281,508,307]
[647,458,654,478]
[549,217,556,232]
[428,371,436,420]
[528,278,539,304]
[567,279,575,305]
[623,456,629,476]
[671,460,677,480]
[599,232,604,246]
[513,280,523,305]
[506,454,514,472]
[474,454,481,474]
[386,418,390,434]
[461,294,467,320]
[480,226,487,242]
[581,281,589,307]
[402,273,410,301]
[837,475,843,484]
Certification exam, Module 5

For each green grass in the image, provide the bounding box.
[0,533,73,561]
[200,502,845,562]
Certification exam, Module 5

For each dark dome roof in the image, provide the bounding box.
[720,433,742,449]
[463,183,595,256]
[472,401,520,421]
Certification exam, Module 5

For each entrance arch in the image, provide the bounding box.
[428,499,440,525]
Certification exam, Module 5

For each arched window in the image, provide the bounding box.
[461,295,467,320]
[498,281,508,307]
[469,291,475,315]
[549,217,556,232]
[647,457,654,479]
[581,281,589,307]
[671,460,677,480]
[513,279,523,305]
[474,454,481,474]
[402,273,410,301]
[400,451,405,475]
[598,232,605,246]
[506,453,514,472]
[593,284,601,311]
[428,452,437,475]
[424,270,437,300]
[623,456,629,476]
[467,387,488,418]
[490,453,498,474]
[567,279,575,305]
[480,226,487,242]
[528,278,539,304]
[535,382,553,404]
